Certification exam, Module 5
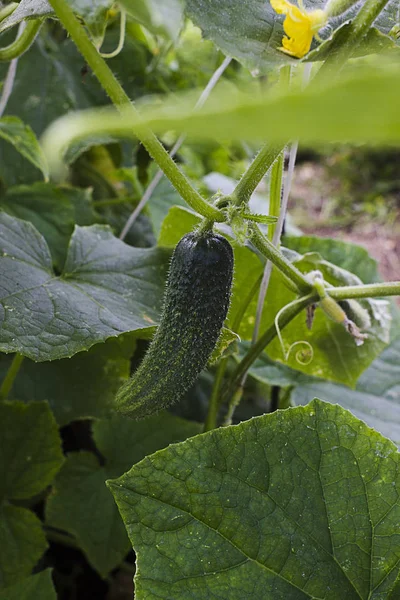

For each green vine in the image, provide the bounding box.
[0,20,42,61]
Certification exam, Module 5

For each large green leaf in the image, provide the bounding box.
[0,117,48,180]
[0,569,56,600]
[0,213,170,361]
[184,0,399,70]
[0,401,63,587]
[46,413,201,576]
[292,335,400,446]
[0,335,133,426]
[108,399,400,599]
[0,183,98,270]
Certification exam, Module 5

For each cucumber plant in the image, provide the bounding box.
[0,0,400,598]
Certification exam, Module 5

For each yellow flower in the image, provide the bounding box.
[271,0,327,59]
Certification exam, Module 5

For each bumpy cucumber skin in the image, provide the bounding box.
[115,231,233,419]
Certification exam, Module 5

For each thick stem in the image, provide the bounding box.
[268,152,284,241]
[232,144,283,207]
[250,224,312,294]
[46,0,224,223]
[0,20,42,61]
[0,353,24,400]
[329,282,400,300]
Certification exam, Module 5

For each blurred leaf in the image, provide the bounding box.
[46,413,201,576]
[0,569,56,600]
[109,399,400,599]
[0,213,170,361]
[0,0,52,33]
[0,183,97,270]
[0,401,63,501]
[292,335,400,447]
[104,62,400,145]
[0,401,63,587]
[120,0,184,41]
[0,335,134,426]
[0,505,47,588]
[0,117,48,180]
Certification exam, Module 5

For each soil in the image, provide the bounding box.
[289,163,400,286]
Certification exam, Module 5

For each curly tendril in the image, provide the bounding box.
[275,298,314,365]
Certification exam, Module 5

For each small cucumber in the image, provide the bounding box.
[115,230,234,419]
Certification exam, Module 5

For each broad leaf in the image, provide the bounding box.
[0,213,170,361]
[0,505,47,588]
[292,336,400,446]
[0,402,63,587]
[108,399,400,599]
[0,183,97,270]
[0,401,63,501]
[283,234,380,284]
[0,335,134,426]
[0,569,56,600]
[46,413,201,576]
[0,117,48,180]
[120,0,184,41]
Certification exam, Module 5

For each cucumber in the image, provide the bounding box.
[115,230,234,419]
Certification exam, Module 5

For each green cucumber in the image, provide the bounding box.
[115,230,234,419]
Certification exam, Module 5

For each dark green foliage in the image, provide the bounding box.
[115,230,234,419]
